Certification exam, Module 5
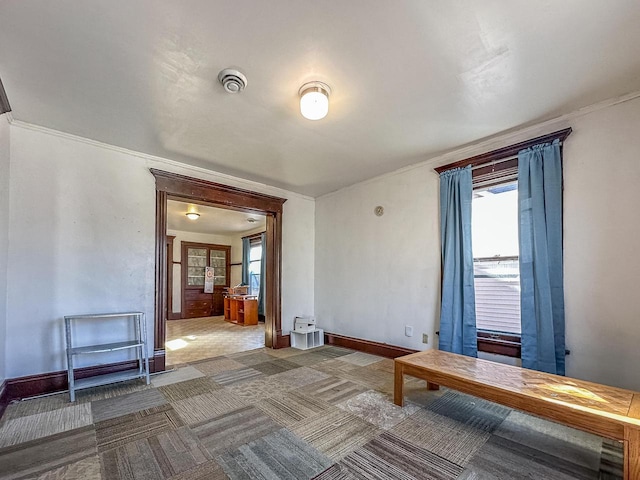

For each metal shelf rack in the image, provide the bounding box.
[64,312,150,402]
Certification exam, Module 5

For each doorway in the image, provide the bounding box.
[151,169,288,372]
[164,199,267,365]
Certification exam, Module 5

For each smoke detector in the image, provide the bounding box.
[218,68,247,94]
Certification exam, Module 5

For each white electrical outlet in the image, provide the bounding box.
[405,325,413,337]
[422,333,429,344]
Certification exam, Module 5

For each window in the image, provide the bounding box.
[435,127,572,359]
[248,239,262,296]
[472,182,521,335]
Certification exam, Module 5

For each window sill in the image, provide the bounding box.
[477,331,521,358]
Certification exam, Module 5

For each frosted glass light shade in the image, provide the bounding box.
[186,212,200,220]
[299,82,330,120]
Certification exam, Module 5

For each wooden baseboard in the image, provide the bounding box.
[0,380,8,419]
[275,333,290,349]
[168,312,182,320]
[1,355,164,408]
[152,350,166,372]
[324,332,419,358]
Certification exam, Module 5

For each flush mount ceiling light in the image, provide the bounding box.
[185,205,200,220]
[218,68,247,94]
[299,81,331,120]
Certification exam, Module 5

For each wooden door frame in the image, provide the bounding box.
[151,169,288,372]
[166,235,180,320]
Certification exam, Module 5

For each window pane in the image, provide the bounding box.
[472,182,521,334]
[250,273,260,296]
[249,260,260,275]
[472,183,518,258]
[250,244,262,262]
[474,259,521,334]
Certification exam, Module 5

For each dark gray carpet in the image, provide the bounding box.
[427,390,511,432]
[321,431,463,480]
[460,434,601,479]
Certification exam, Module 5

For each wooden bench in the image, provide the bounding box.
[394,349,640,479]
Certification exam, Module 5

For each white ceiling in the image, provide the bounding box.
[1,1,640,197]
[167,199,265,235]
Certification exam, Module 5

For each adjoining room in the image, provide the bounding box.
[165,200,267,365]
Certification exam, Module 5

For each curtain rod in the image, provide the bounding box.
[435,128,571,174]
[471,140,565,171]
[241,231,265,240]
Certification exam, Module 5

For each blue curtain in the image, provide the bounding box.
[439,166,477,357]
[241,237,250,286]
[258,232,266,316]
[518,140,565,375]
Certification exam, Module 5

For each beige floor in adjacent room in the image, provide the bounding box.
[166,316,264,366]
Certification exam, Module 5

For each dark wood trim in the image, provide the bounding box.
[275,334,291,348]
[264,212,286,348]
[324,332,419,358]
[0,357,161,410]
[151,169,288,357]
[0,76,11,115]
[434,128,572,174]
[477,331,522,358]
[151,169,286,214]
[153,350,165,372]
[168,312,181,320]
[230,262,242,266]
[242,231,266,241]
[166,235,175,320]
[172,261,181,265]
[0,381,8,419]
[155,190,168,354]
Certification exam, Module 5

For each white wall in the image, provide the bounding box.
[562,97,640,390]
[315,167,441,352]
[316,94,640,390]
[5,122,315,378]
[0,115,10,384]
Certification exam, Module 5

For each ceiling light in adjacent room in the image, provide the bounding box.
[299,81,331,120]
[186,205,200,220]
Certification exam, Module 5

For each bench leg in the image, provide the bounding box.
[394,363,404,407]
[625,426,640,480]
[427,382,440,391]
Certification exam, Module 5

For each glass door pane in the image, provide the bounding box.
[187,247,207,286]
[210,249,227,285]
